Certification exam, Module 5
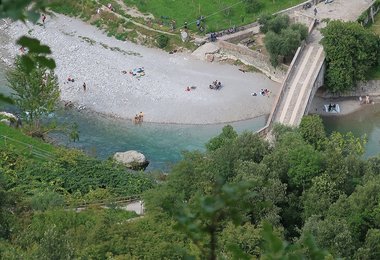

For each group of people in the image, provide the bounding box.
[260,88,270,96]
[251,88,271,97]
[209,32,218,42]
[133,112,144,124]
[209,80,222,90]
[209,26,238,42]
[359,95,371,105]
[66,77,87,91]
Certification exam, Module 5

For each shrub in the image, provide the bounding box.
[244,0,262,14]
[156,34,169,49]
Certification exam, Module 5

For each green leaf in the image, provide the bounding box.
[17,36,52,54]
[19,55,34,73]
[35,56,56,70]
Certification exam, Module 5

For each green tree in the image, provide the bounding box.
[279,27,302,60]
[264,31,283,67]
[321,20,380,92]
[264,22,306,67]
[290,23,308,41]
[298,115,327,150]
[7,56,60,129]
[261,15,290,34]
[355,229,380,259]
[206,125,237,151]
[156,34,169,49]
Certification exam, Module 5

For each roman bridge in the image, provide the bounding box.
[258,0,377,134]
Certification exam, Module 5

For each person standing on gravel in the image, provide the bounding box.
[83,82,87,91]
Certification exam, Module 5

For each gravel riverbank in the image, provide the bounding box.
[1,14,279,124]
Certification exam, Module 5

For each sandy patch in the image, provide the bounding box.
[310,95,372,116]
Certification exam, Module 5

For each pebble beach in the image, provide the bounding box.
[1,13,279,124]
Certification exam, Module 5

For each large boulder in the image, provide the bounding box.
[113,150,149,171]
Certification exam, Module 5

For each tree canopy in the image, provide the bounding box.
[261,14,308,67]
[321,20,380,93]
[1,115,379,258]
[7,56,60,129]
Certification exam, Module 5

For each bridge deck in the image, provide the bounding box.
[273,44,325,126]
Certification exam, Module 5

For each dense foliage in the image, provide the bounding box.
[261,15,308,67]
[2,115,380,258]
[0,146,154,202]
[321,20,380,92]
[7,56,60,129]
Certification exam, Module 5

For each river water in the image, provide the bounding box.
[0,62,266,171]
[322,104,380,158]
[1,61,379,170]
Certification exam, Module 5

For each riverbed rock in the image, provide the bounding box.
[113,150,149,170]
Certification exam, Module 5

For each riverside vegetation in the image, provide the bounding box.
[2,115,380,258]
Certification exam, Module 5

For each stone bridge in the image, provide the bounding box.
[258,0,376,134]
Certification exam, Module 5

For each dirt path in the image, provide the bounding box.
[98,0,176,36]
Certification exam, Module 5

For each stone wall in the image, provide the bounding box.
[291,11,316,33]
[217,40,288,83]
[224,26,259,43]
[305,60,326,113]
[318,80,380,98]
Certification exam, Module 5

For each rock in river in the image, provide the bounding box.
[113,150,149,171]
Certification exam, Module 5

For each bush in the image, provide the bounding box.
[245,0,262,14]
[290,23,308,41]
[156,34,169,49]
[30,191,65,211]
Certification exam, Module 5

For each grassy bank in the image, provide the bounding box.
[47,0,303,51]
[48,0,194,51]
[0,123,56,160]
[123,0,304,32]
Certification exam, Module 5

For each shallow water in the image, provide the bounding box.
[322,104,380,158]
[0,61,267,171]
[50,110,267,171]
